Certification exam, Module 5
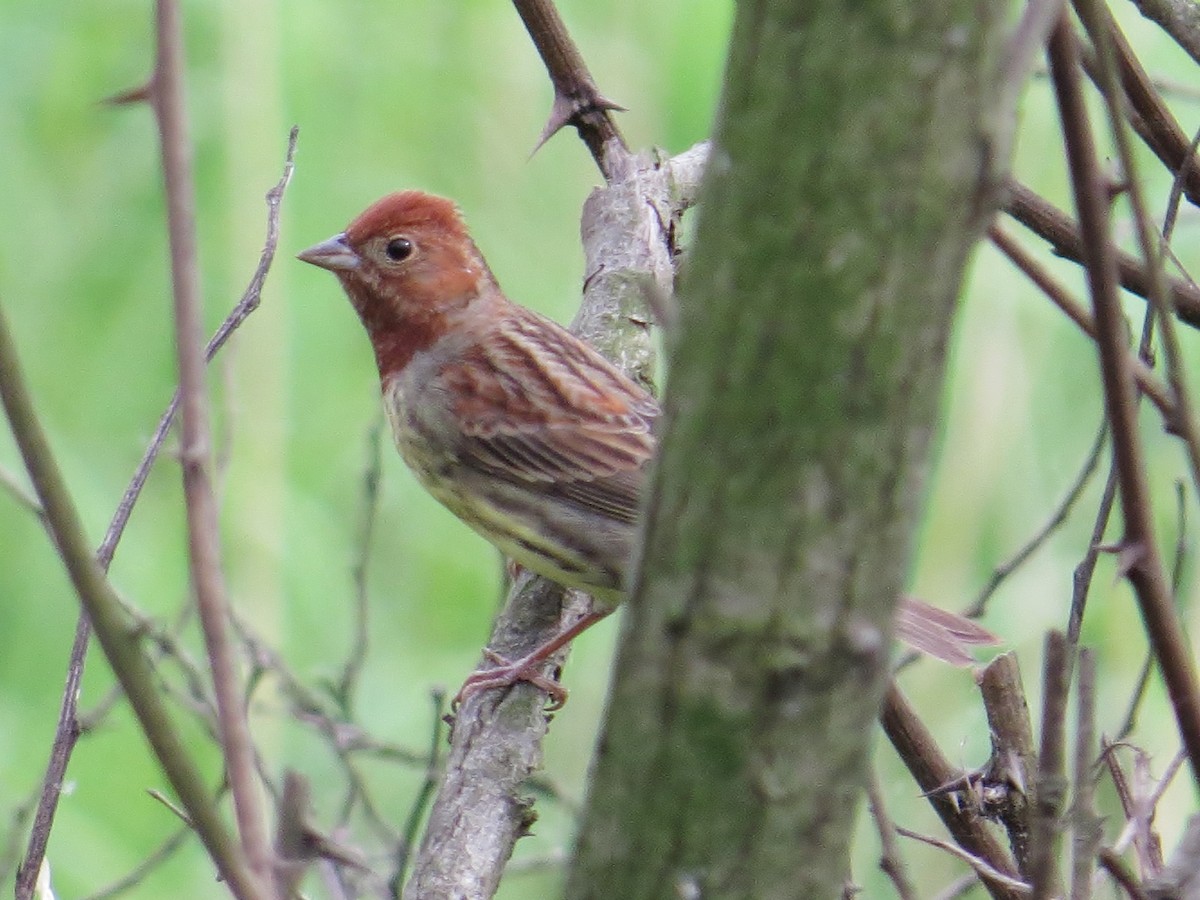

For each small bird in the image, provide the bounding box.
[298,191,995,709]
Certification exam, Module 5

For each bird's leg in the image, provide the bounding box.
[454,607,611,711]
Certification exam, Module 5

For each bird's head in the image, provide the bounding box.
[298,191,498,375]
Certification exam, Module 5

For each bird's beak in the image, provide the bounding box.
[297,233,360,272]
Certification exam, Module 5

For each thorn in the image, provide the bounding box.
[590,92,627,115]
[920,769,980,800]
[1115,541,1147,579]
[1005,748,1026,796]
[104,79,154,107]
[530,89,626,156]
[1095,539,1146,579]
[1105,175,1130,203]
[532,93,580,155]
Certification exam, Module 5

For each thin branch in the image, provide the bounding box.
[0,464,44,520]
[1047,11,1200,789]
[511,0,628,177]
[14,128,298,900]
[1003,180,1200,327]
[986,226,1173,418]
[389,690,447,897]
[1077,0,1200,511]
[150,0,271,892]
[82,825,192,900]
[1067,460,1119,649]
[1070,649,1100,899]
[964,417,1105,621]
[895,828,1031,895]
[880,684,1025,900]
[98,123,298,572]
[335,416,384,716]
[0,298,258,898]
[1028,631,1069,900]
[867,770,918,900]
[1107,745,1185,862]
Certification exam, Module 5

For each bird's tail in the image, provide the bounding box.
[895,596,999,667]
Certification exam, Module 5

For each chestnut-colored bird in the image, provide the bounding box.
[298,191,994,709]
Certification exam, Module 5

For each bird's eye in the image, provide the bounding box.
[384,237,414,262]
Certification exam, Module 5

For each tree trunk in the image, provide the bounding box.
[567,0,1010,896]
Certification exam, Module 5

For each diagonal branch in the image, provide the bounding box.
[880,684,1025,900]
[1002,180,1200,327]
[14,126,297,900]
[512,0,628,177]
[0,299,259,899]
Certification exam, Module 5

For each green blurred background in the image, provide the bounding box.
[1,1,1198,897]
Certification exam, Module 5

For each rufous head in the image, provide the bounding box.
[298,191,499,375]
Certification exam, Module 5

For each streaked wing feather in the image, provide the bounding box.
[442,308,655,522]
[551,470,643,524]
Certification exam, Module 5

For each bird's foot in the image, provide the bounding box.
[452,648,568,711]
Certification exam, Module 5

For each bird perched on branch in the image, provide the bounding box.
[298,191,995,709]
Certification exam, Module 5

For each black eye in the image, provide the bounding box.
[385,237,413,261]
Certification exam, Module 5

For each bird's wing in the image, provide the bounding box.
[441,309,657,523]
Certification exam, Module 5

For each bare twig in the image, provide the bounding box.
[895,828,1031,895]
[511,0,628,176]
[0,464,44,520]
[96,144,297,575]
[390,690,447,895]
[1107,744,1184,865]
[82,826,191,900]
[880,684,1025,900]
[0,298,257,897]
[867,770,918,900]
[979,653,1036,873]
[930,873,985,900]
[1028,631,1068,900]
[14,127,298,900]
[1047,11,1200,789]
[150,0,271,891]
[1003,180,1200,327]
[1070,649,1100,899]
[335,415,384,716]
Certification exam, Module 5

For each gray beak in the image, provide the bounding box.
[297,233,360,272]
